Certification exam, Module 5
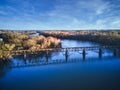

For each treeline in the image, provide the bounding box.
[39,30,120,45]
[0,31,61,60]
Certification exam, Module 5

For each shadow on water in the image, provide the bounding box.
[0,60,12,78]
[0,54,120,90]
[0,49,120,70]
[0,49,120,90]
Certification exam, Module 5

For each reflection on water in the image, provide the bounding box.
[10,48,119,68]
[0,39,120,89]
[0,60,12,78]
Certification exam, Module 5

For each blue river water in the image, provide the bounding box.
[0,39,120,90]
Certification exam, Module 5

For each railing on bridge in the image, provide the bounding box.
[2,45,120,60]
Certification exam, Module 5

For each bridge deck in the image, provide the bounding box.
[1,46,120,68]
[2,46,120,55]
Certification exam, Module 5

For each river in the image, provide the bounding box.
[0,39,120,90]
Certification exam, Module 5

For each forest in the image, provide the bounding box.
[0,30,61,60]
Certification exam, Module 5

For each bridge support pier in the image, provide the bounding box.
[82,49,86,60]
[113,49,117,57]
[46,51,49,62]
[99,48,102,59]
[23,51,26,60]
[65,48,68,62]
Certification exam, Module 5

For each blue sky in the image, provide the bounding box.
[0,0,120,30]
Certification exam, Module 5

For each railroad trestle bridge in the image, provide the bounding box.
[4,46,120,60]
[2,46,120,68]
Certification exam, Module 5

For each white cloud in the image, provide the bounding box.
[0,0,120,30]
[110,18,120,28]
[96,2,109,15]
[112,20,120,26]
[0,10,6,15]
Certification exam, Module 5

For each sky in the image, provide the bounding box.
[0,0,120,30]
